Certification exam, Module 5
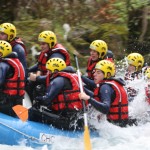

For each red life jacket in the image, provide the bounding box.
[51,43,71,66]
[3,58,25,96]
[46,72,83,111]
[94,80,128,121]
[124,71,142,81]
[38,43,71,75]
[10,37,27,56]
[86,57,99,79]
[86,57,115,79]
[145,86,150,104]
[105,57,114,63]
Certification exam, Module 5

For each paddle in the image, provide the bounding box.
[13,104,29,122]
[74,54,92,150]
[13,103,62,122]
[12,91,32,121]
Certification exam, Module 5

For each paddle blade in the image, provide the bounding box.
[84,125,92,150]
[12,105,28,122]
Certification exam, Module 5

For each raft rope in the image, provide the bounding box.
[0,121,40,142]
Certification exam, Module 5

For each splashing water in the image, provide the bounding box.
[1,59,150,150]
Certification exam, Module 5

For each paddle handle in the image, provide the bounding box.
[74,54,92,150]
[74,54,87,124]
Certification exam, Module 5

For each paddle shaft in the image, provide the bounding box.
[74,54,92,150]
[74,56,88,126]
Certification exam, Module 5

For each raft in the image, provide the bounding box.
[0,93,99,148]
[0,112,99,148]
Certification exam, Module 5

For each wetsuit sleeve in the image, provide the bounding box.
[49,53,65,61]
[37,76,65,106]
[28,63,39,73]
[84,87,94,97]
[105,50,114,59]
[0,62,10,86]
[36,75,47,84]
[81,75,96,88]
[88,84,114,114]
[13,44,28,76]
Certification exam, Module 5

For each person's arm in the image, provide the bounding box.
[36,77,65,106]
[36,75,47,84]
[0,62,10,86]
[81,75,96,88]
[49,52,65,60]
[84,87,94,97]
[28,63,39,73]
[13,44,28,72]
[89,84,112,114]
[79,84,114,114]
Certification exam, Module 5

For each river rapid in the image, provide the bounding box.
[1,63,150,150]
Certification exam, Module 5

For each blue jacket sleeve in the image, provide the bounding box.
[84,87,94,97]
[81,75,96,89]
[0,62,10,86]
[49,53,65,60]
[28,63,39,73]
[13,44,28,78]
[37,77,65,106]
[36,75,47,84]
[89,84,114,114]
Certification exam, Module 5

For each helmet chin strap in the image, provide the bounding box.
[7,34,14,42]
[107,72,111,78]
[0,57,2,62]
[98,53,102,59]
[0,53,2,61]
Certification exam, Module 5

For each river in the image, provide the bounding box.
[1,66,150,150]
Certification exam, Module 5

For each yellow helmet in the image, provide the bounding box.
[127,53,144,71]
[89,40,108,59]
[145,68,150,79]
[38,31,57,49]
[0,23,16,42]
[46,58,66,73]
[0,40,12,57]
[95,60,115,78]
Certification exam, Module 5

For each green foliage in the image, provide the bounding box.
[0,0,150,65]
[0,0,16,23]
[108,0,149,23]
[108,1,128,23]
[99,23,128,40]
[129,0,149,9]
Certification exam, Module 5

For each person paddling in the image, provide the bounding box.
[0,23,28,80]
[26,30,71,101]
[82,40,115,91]
[29,58,84,130]
[124,53,144,102]
[0,40,25,116]
[79,60,136,127]
[144,67,150,104]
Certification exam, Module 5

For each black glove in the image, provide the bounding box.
[33,96,43,109]
[35,96,42,102]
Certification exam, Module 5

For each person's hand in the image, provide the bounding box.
[29,73,37,81]
[34,96,43,109]
[78,92,90,101]
[36,71,41,76]
[76,70,82,76]
[33,96,41,109]
[146,85,150,98]
[35,96,41,101]
[127,87,138,97]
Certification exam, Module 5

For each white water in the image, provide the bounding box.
[1,65,150,150]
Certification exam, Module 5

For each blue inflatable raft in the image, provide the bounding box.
[0,92,99,148]
[0,112,99,148]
